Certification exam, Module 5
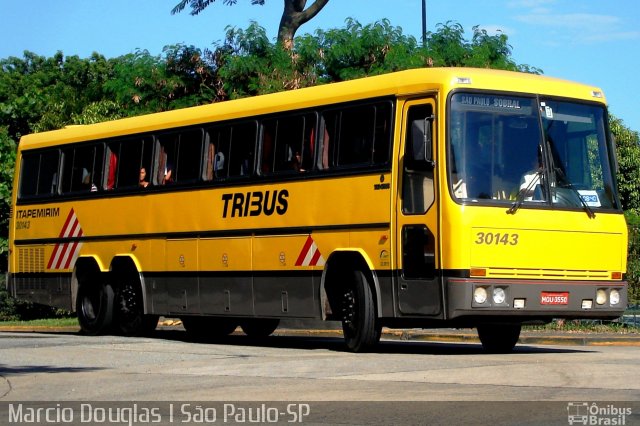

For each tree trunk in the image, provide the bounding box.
[278,0,330,48]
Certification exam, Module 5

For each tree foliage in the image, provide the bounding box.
[611,114,640,213]
[0,52,113,137]
[0,19,545,139]
[209,19,542,99]
[612,117,640,301]
[0,126,15,268]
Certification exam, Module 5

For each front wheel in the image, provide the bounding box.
[341,269,381,352]
[76,282,114,336]
[477,323,521,353]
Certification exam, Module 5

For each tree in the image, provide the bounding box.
[611,114,640,213]
[610,115,640,301]
[311,19,425,82]
[171,0,330,46]
[0,126,16,268]
[103,46,219,113]
[209,19,543,96]
[426,21,541,73]
[0,51,114,136]
[212,21,319,98]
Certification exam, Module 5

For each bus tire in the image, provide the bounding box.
[76,281,114,336]
[112,277,158,337]
[240,319,280,338]
[341,269,381,352]
[477,323,521,353]
[182,317,238,340]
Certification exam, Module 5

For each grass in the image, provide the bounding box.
[0,317,78,328]
[525,319,640,334]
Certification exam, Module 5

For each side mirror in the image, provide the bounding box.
[407,117,434,170]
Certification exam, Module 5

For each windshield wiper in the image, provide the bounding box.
[554,167,596,219]
[507,168,543,215]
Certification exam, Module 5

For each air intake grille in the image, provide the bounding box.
[486,267,610,280]
[18,247,45,273]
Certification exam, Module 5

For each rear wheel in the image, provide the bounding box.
[77,281,114,335]
[240,319,280,338]
[477,323,521,353]
[341,269,381,352]
[113,276,158,336]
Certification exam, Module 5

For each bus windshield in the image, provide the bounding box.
[449,92,618,211]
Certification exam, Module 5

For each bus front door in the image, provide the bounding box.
[395,99,442,316]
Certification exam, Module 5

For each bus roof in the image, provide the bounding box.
[18,67,606,150]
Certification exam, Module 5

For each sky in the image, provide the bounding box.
[1,0,639,132]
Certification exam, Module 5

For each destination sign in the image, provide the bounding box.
[453,94,534,114]
[457,95,524,110]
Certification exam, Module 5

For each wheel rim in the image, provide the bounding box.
[341,288,358,338]
[116,282,142,333]
[81,295,98,322]
[339,270,380,352]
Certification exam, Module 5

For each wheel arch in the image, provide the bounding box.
[72,255,106,313]
[320,249,382,320]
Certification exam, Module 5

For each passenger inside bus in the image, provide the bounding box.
[214,152,225,174]
[139,167,150,188]
[162,163,174,184]
[81,168,98,192]
[291,151,303,172]
[518,148,544,200]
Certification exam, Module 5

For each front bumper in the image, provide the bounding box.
[447,278,627,320]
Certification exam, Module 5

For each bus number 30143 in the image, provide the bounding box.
[475,232,519,246]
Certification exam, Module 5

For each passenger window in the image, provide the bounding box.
[228,122,257,177]
[19,150,60,198]
[319,102,392,170]
[261,114,316,174]
[19,154,41,197]
[205,122,256,179]
[338,106,376,166]
[156,129,203,185]
[373,103,392,164]
[61,145,104,193]
[318,113,337,170]
[107,137,153,189]
[205,126,231,179]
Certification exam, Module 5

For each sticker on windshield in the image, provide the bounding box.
[578,190,601,207]
[545,106,554,119]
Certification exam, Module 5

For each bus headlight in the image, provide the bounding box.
[474,287,488,304]
[596,289,607,305]
[610,289,620,306]
[492,287,506,304]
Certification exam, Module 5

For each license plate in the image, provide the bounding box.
[540,292,569,305]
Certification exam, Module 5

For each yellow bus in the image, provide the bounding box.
[7,68,628,352]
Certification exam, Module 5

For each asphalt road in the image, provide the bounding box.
[1,329,639,425]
